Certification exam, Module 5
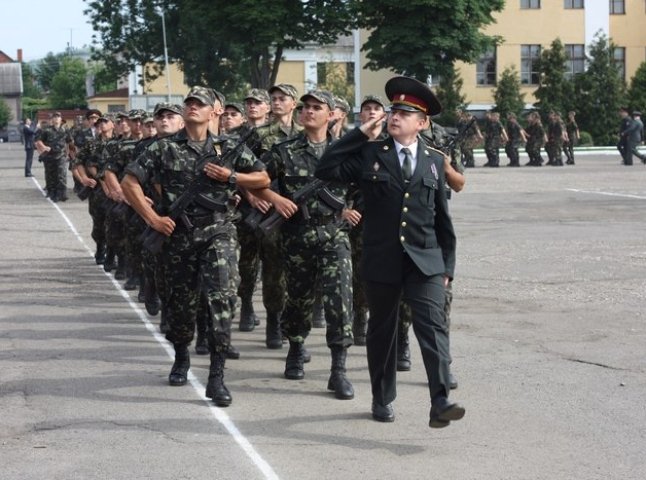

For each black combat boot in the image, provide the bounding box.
[353,309,368,346]
[397,324,411,372]
[265,311,283,349]
[205,351,232,407]
[124,274,140,291]
[168,343,190,386]
[114,255,127,280]
[327,346,354,400]
[143,277,161,316]
[103,248,116,272]
[194,330,209,356]
[284,341,305,380]
[238,296,257,332]
[312,296,326,328]
[57,188,68,202]
[226,344,240,360]
[94,242,106,265]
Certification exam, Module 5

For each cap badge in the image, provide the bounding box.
[399,94,406,101]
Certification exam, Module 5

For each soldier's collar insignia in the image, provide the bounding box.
[424,150,429,155]
[382,145,389,150]
[373,162,380,171]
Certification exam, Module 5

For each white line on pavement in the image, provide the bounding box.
[31,177,280,480]
[566,188,646,200]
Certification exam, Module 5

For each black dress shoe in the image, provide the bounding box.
[429,397,465,428]
[372,401,395,423]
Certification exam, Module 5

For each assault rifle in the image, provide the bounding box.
[141,129,254,254]
[249,179,345,234]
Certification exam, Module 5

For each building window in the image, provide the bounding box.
[521,0,540,8]
[609,0,624,14]
[564,44,585,79]
[521,45,541,85]
[614,47,625,80]
[476,47,497,85]
[564,0,584,7]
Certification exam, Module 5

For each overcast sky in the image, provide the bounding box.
[0,0,96,62]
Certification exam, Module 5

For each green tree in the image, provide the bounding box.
[434,66,467,126]
[356,0,504,80]
[533,38,572,117]
[317,62,355,108]
[84,0,356,94]
[48,57,88,109]
[571,32,626,146]
[493,66,525,121]
[35,52,65,92]
[627,61,646,114]
[0,98,12,128]
[21,63,43,99]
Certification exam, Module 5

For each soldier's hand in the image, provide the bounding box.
[82,178,97,188]
[150,215,176,236]
[360,112,387,140]
[248,194,272,213]
[272,196,298,219]
[342,208,362,226]
[205,163,231,183]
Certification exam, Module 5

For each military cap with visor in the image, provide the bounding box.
[334,96,351,113]
[184,86,217,106]
[385,76,442,116]
[127,109,147,120]
[244,88,270,104]
[225,102,246,115]
[153,102,183,116]
[269,83,298,99]
[360,94,386,110]
[300,90,336,110]
[85,109,102,119]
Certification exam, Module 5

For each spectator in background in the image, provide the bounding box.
[22,118,38,177]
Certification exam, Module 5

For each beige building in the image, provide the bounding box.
[279,1,646,113]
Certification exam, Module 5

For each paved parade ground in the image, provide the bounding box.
[1,143,645,480]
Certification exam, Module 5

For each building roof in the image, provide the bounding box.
[0,63,23,95]
[87,87,129,100]
[0,50,15,63]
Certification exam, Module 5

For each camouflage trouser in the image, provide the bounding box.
[280,223,353,347]
[505,143,520,166]
[564,140,575,163]
[461,147,475,167]
[104,200,127,255]
[124,207,145,278]
[43,156,67,195]
[525,144,544,165]
[349,224,368,318]
[162,225,238,351]
[236,223,286,313]
[88,189,107,247]
[484,144,500,166]
[399,280,453,361]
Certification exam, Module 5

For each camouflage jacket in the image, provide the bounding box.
[262,131,347,224]
[547,120,564,144]
[125,128,263,239]
[72,127,95,149]
[525,123,545,148]
[484,120,505,147]
[73,135,108,172]
[35,125,72,159]
[255,119,303,156]
[105,136,144,180]
[506,121,524,147]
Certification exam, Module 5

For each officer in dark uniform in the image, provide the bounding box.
[316,76,464,428]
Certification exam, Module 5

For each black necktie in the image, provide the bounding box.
[401,147,413,181]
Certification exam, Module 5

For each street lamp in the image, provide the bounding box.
[159,9,172,102]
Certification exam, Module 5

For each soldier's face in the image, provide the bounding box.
[118,118,130,135]
[360,102,384,125]
[245,99,270,121]
[154,111,184,137]
[51,115,62,127]
[99,120,114,136]
[184,98,214,124]
[87,114,100,126]
[270,93,296,116]
[222,108,245,132]
[300,100,333,130]
[387,109,425,140]
[128,119,142,136]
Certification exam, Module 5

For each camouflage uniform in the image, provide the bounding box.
[505,121,523,167]
[564,118,578,165]
[457,116,479,168]
[125,128,262,352]
[545,117,564,166]
[525,120,546,166]
[236,119,302,334]
[35,123,72,200]
[263,131,353,348]
[483,117,504,167]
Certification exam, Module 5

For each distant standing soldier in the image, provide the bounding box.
[564,111,579,165]
[630,111,646,164]
[457,110,482,168]
[34,112,74,201]
[524,112,547,166]
[483,111,508,167]
[504,113,527,167]
[617,106,640,166]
